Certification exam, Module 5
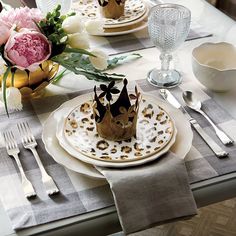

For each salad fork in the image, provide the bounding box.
[17,122,59,195]
[3,130,36,198]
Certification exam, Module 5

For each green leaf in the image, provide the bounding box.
[107,53,142,69]
[51,52,127,82]
[63,47,96,57]
[2,67,11,117]
[51,52,142,83]
[52,69,68,84]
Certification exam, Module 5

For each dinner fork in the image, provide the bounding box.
[17,122,59,195]
[3,131,36,198]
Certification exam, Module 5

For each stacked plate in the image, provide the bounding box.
[42,92,193,179]
[71,0,149,36]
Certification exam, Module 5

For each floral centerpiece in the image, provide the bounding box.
[0,4,133,115]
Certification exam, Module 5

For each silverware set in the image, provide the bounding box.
[160,89,233,158]
[182,91,233,146]
[3,121,59,198]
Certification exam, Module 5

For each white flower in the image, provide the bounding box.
[0,87,22,111]
[85,20,104,35]
[68,32,90,49]
[0,57,6,76]
[89,49,108,70]
[62,15,85,34]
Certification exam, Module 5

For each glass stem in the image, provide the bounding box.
[160,53,172,71]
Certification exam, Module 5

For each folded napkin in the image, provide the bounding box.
[97,152,197,235]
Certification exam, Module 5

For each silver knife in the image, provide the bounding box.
[159,89,228,158]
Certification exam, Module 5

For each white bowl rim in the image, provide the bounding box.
[192,42,236,72]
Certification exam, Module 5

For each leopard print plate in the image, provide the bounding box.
[71,0,147,28]
[63,95,175,163]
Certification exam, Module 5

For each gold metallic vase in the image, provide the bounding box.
[0,61,59,99]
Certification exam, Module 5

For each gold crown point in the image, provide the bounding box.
[93,79,141,141]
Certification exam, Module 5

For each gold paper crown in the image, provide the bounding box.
[98,0,126,19]
[93,79,141,141]
[98,0,125,7]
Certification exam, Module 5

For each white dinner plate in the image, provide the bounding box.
[42,93,193,177]
[63,95,175,163]
[58,93,177,167]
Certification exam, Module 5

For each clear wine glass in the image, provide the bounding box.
[147,4,191,88]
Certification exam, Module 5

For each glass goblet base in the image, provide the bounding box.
[147,68,182,88]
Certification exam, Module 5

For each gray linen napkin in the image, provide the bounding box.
[97,152,197,235]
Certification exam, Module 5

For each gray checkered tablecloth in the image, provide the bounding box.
[0,79,236,230]
[0,90,113,230]
[136,79,236,183]
[0,2,214,230]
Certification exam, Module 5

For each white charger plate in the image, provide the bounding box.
[42,94,193,178]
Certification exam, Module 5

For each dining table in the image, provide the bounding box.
[1,0,236,235]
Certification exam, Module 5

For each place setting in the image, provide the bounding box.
[43,78,193,174]
[40,76,198,233]
[1,0,236,235]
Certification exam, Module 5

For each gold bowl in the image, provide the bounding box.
[0,61,59,99]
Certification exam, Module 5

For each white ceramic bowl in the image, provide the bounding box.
[192,42,236,92]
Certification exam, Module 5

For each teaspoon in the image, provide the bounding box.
[182,91,234,146]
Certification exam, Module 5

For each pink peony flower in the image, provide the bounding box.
[4,29,51,71]
[0,7,42,31]
[0,24,10,46]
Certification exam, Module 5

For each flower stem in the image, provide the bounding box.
[11,68,16,87]
[2,67,11,117]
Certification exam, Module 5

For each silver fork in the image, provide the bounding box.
[17,122,59,195]
[3,131,36,198]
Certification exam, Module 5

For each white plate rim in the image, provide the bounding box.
[42,100,105,179]
[90,20,147,36]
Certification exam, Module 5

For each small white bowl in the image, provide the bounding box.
[192,42,236,92]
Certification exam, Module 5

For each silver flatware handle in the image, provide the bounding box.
[12,154,36,198]
[189,119,229,158]
[29,147,59,195]
[159,89,228,158]
[199,110,234,146]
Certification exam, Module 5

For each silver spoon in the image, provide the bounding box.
[182,91,234,146]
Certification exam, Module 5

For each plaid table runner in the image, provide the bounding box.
[0,79,236,230]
